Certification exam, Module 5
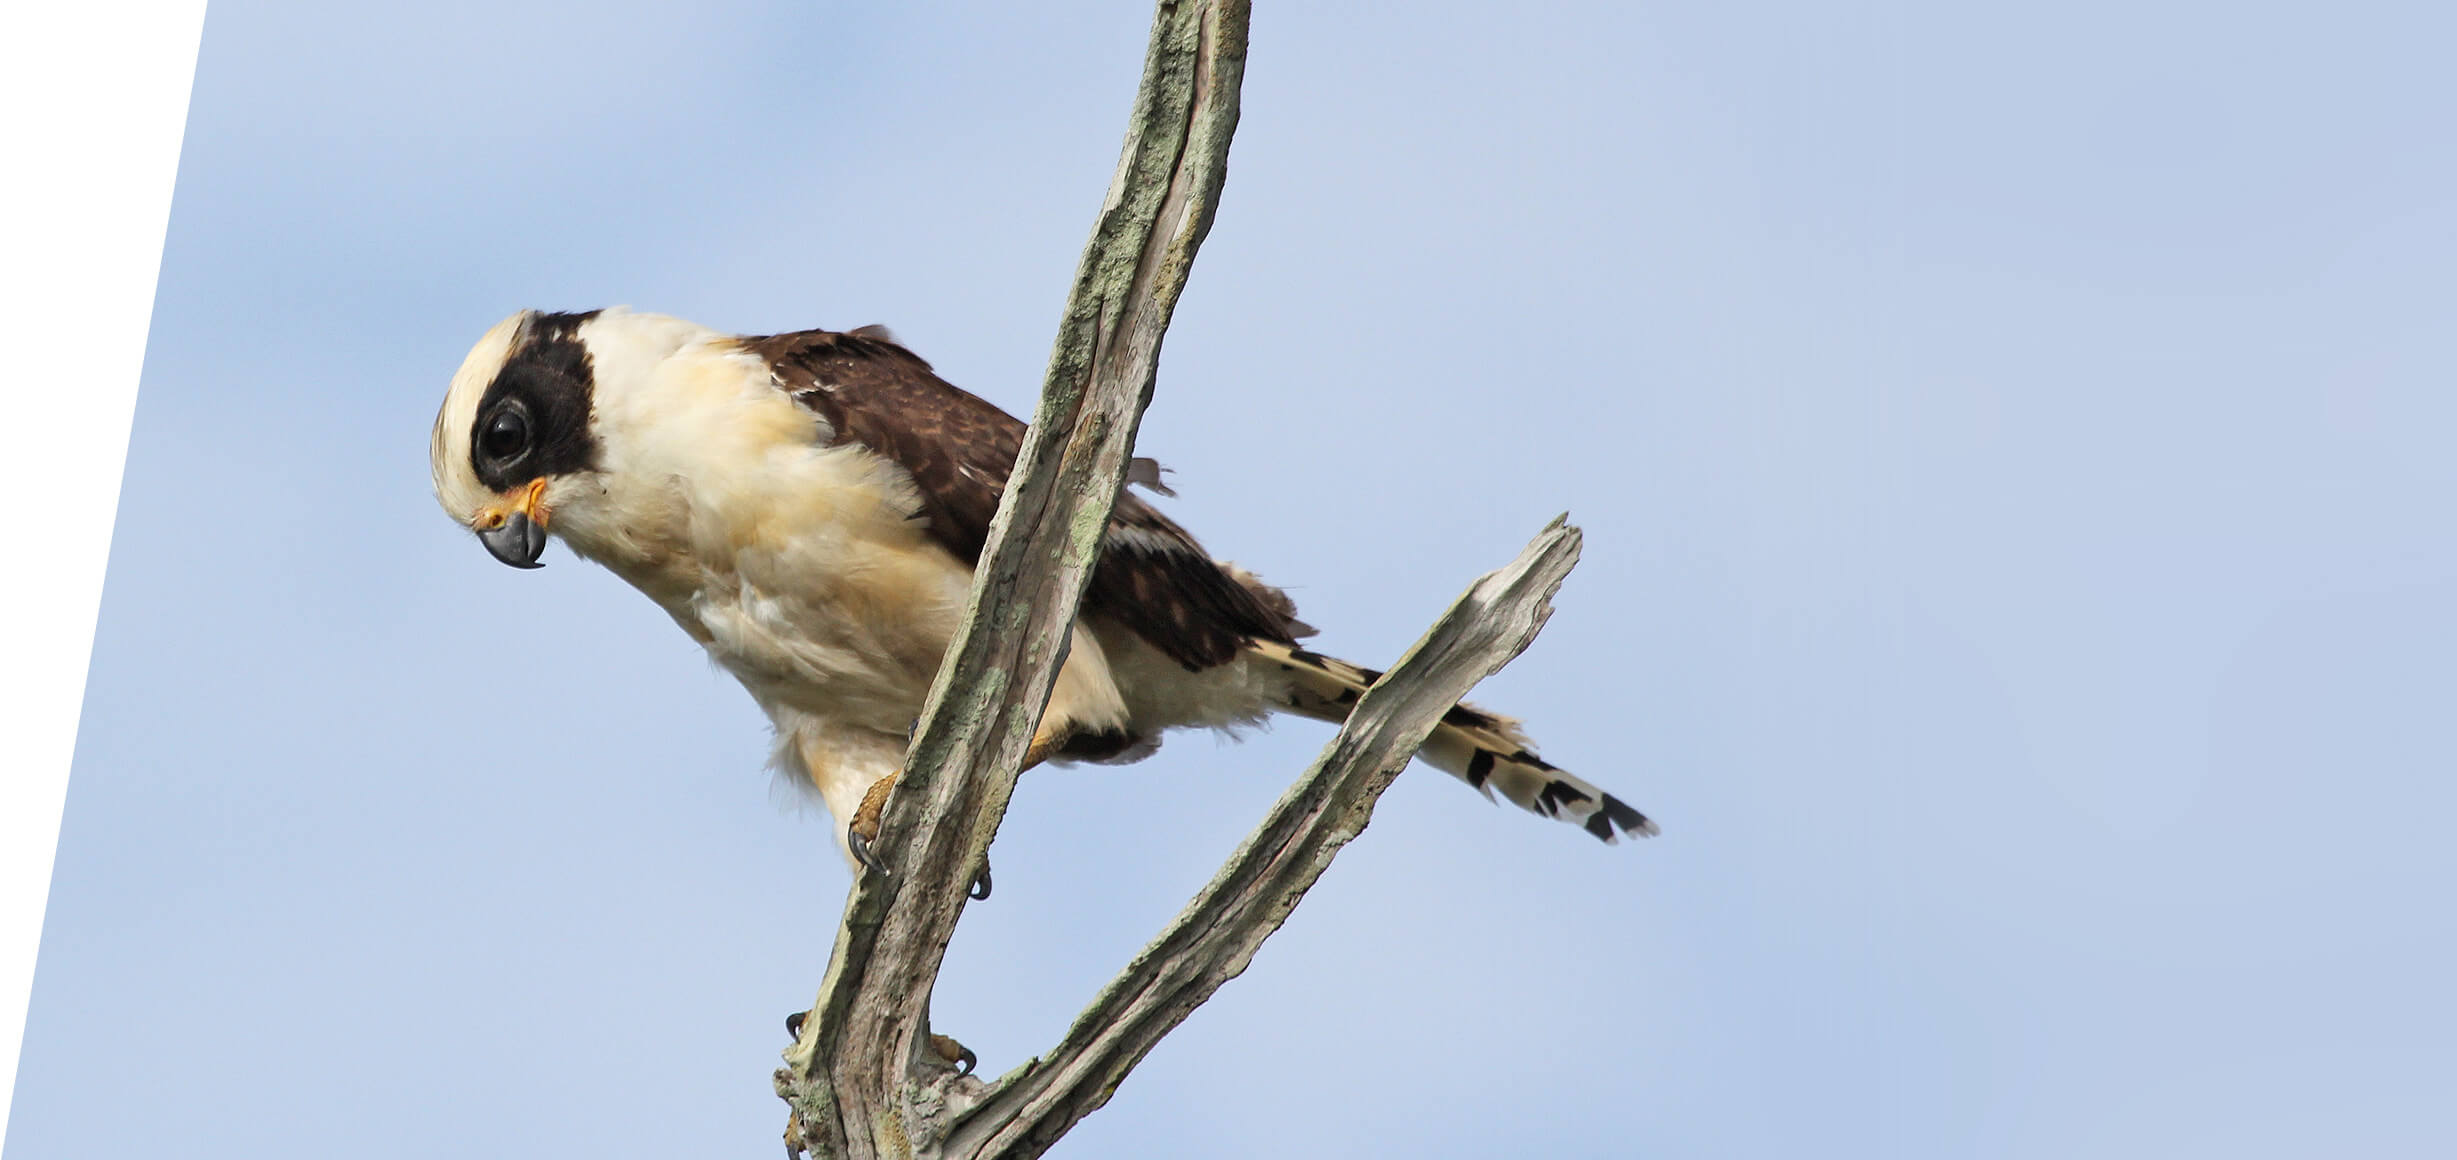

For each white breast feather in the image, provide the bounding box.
[544,317,1132,854]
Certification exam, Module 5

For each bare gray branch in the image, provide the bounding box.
[778,2,1251,1157]
[948,518,1584,1160]
[773,5,1591,1159]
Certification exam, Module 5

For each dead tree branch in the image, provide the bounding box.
[945,518,1584,1159]
[775,3,1588,1158]
[779,1,1250,1156]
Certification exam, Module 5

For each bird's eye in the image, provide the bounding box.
[482,407,530,460]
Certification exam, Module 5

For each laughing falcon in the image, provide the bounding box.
[429,308,1655,870]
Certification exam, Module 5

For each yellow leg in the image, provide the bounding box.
[846,770,897,875]
[850,771,897,844]
[844,726,1065,883]
[927,1033,977,1076]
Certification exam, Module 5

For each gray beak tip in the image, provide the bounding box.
[478,511,548,569]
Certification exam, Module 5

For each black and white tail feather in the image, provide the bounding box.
[1248,639,1658,843]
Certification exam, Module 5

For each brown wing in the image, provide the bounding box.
[738,326,1301,671]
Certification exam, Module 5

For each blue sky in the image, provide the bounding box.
[11,2,2456,1157]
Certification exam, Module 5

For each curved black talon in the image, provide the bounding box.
[847,825,890,877]
[928,1033,977,1076]
[968,861,993,901]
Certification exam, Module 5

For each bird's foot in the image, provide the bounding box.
[927,1033,977,1076]
[846,771,899,877]
[794,1011,973,1077]
[845,769,993,900]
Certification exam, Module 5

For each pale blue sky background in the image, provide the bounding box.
[12,2,2456,1157]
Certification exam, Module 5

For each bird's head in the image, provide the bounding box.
[428,308,617,569]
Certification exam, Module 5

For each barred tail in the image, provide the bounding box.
[1248,640,1658,843]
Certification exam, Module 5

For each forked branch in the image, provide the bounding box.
[945,518,1583,1159]
[774,3,1587,1158]
[779,1,1250,1156]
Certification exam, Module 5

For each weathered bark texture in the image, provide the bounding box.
[773,3,1586,1157]
[938,518,1583,1160]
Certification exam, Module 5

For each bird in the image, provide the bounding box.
[428,307,1656,884]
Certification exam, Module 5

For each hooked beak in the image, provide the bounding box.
[474,478,549,569]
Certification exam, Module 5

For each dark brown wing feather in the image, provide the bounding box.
[738,327,1300,671]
